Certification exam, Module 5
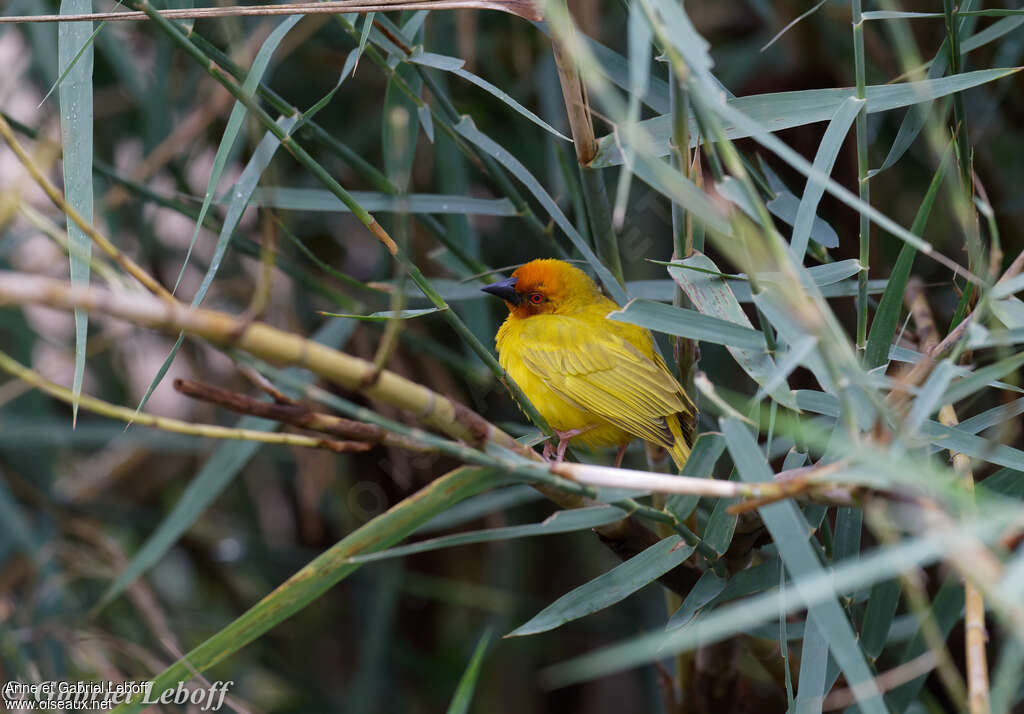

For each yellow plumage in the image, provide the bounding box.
[484,259,693,469]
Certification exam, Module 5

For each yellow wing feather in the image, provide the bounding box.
[507,312,690,452]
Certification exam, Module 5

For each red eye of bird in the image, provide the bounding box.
[528,292,544,305]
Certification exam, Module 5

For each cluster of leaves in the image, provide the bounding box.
[1,1,1024,713]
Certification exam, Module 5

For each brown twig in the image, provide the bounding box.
[725,460,856,515]
[0,349,368,453]
[173,378,427,451]
[0,1,543,24]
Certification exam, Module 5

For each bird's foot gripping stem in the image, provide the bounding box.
[541,426,595,463]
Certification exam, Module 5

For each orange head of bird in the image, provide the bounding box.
[481,259,601,318]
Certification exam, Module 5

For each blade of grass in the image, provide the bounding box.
[507,535,695,637]
[669,254,798,408]
[173,14,301,295]
[795,615,830,714]
[447,629,493,714]
[610,0,653,229]
[790,96,863,261]
[132,114,300,419]
[591,67,1015,168]
[409,50,571,141]
[541,504,1012,688]
[238,188,518,215]
[57,0,94,426]
[864,144,950,368]
[345,506,628,564]
[720,417,885,713]
[608,299,767,350]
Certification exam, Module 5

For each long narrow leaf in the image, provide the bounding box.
[720,417,885,712]
[507,535,695,637]
[58,0,94,425]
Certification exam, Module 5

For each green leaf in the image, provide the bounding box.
[58,0,94,426]
[939,351,1024,406]
[720,417,885,712]
[922,420,1024,471]
[991,272,1024,299]
[236,188,517,215]
[409,50,570,142]
[611,0,653,226]
[447,629,492,714]
[795,616,830,714]
[665,569,727,630]
[133,17,303,418]
[384,62,420,190]
[135,113,301,419]
[669,254,798,408]
[789,96,863,259]
[173,14,301,295]
[608,299,767,350]
[765,190,839,249]
[415,486,542,535]
[711,557,783,606]
[703,472,740,557]
[905,360,958,434]
[112,467,506,713]
[96,416,274,610]
[991,637,1024,714]
[870,0,978,176]
[507,535,695,637]
[345,506,628,564]
[318,308,447,321]
[631,154,733,236]
[592,67,1019,168]
[355,11,374,73]
[860,578,902,661]
[864,145,949,368]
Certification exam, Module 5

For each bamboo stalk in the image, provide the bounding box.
[0,0,542,24]
[0,271,510,451]
[906,282,991,714]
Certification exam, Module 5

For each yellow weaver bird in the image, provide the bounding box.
[483,259,694,469]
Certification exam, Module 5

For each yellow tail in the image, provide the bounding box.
[666,413,691,470]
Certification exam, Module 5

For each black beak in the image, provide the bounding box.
[481,276,520,305]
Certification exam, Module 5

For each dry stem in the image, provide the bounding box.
[0,1,543,24]
[905,278,991,714]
